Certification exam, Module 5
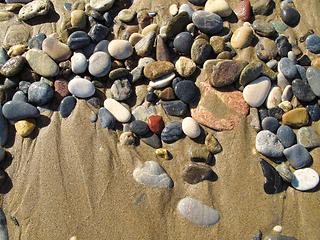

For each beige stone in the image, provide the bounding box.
[231,26,253,49]
[7,44,26,57]
[204,0,232,17]
[129,33,144,46]
[175,56,196,78]
[18,0,50,21]
[141,23,159,35]
[71,10,87,29]
[42,33,72,62]
[15,118,36,137]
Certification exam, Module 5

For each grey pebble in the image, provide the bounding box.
[283,144,311,169]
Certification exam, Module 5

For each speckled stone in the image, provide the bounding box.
[234,0,251,22]
[256,37,278,62]
[191,10,223,34]
[18,0,50,21]
[297,127,320,149]
[252,0,273,15]
[271,21,288,32]
[144,61,175,80]
[268,107,284,120]
[148,115,164,134]
[15,118,36,137]
[283,144,311,169]
[28,82,53,106]
[165,12,189,39]
[0,56,25,77]
[306,103,320,121]
[282,108,309,128]
[110,79,132,101]
[292,79,316,102]
[306,35,320,54]
[189,146,212,164]
[60,96,77,118]
[252,20,276,37]
[182,163,213,184]
[280,7,300,27]
[205,133,222,154]
[256,130,284,157]
[175,56,197,78]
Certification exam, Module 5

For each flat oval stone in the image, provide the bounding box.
[277,125,295,148]
[182,163,213,184]
[239,61,263,86]
[18,0,50,21]
[133,161,173,188]
[104,98,131,123]
[161,121,182,143]
[280,7,300,27]
[306,35,320,54]
[266,85,281,109]
[178,197,220,226]
[144,61,175,80]
[230,26,253,49]
[60,96,77,118]
[2,101,40,121]
[182,117,200,138]
[0,56,25,77]
[282,108,309,128]
[173,32,194,55]
[26,49,59,77]
[157,100,187,116]
[261,116,279,133]
[291,168,320,191]
[256,37,278,62]
[111,79,132,101]
[276,35,291,58]
[191,38,211,65]
[297,127,320,149]
[108,40,133,60]
[278,58,297,80]
[259,159,283,194]
[306,66,320,97]
[109,68,129,80]
[67,31,91,50]
[28,82,53,106]
[118,9,136,23]
[71,52,88,74]
[306,103,320,121]
[165,12,190,39]
[148,115,164,134]
[205,133,222,154]
[292,79,316,102]
[252,20,276,37]
[192,11,223,34]
[140,132,162,149]
[0,107,8,146]
[90,0,115,11]
[175,56,196,78]
[256,130,284,157]
[129,120,149,136]
[88,51,111,77]
[88,24,109,43]
[283,144,311,169]
[68,78,95,98]
[98,107,115,129]
[174,80,197,103]
[29,33,46,50]
[243,76,271,108]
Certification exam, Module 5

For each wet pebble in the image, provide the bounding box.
[282,107,309,128]
[192,10,223,34]
[148,115,164,134]
[140,132,162,149]
[261,116,279,133]
[256,130,284,157]
[259,159,283,194]
[161,121,182,143]
[297,127,320,149]
[71,52,88,74]
[88,24,109,43]
[306,66,320,97]
[182,163,213,184]
[280,7,300,27]
[68,78,95,98]
[108,40,133,60]
[291,79,316,102]
[18,0,50,20]
[275,162,294,182]
[291,168,319,191]
[60,96,77,118]
[243,76,271,108]
[175,56,196,78]
[28,82,53,106]
[157,100,187,116]
[182,117,200,138]
[88,51,111,77]
[276,35,291,58]
[283,144,311,169]
[98,107,115,129]
[104,98,131,123]
[2,101,40,121]
[0,56,25,77]
[174,80,197,103]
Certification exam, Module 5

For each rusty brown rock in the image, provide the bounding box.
[181,163,213,184]
[159,87,176,100]
[234,0,251,21]
[282,107,309,128]
[54,79,69,101]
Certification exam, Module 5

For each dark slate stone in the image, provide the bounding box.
[140,132,162,149]
[174,80,198,103]
[146,92,158,103]
[2,101,40,121]
[279,57,297,80]
[268,107,283,121]
[265,234,298,240]
[98,107,115,129]
[12,91,28,102]
[292,79,316,102]
[280,7,300,27]
[67,31,91,50]
[172,77,183,90]
[306,103,320,121]
[89,9,104,21]
[0,106,8,146]
[94,40,109,53]
[258,108,268,121]
[277,125,295,148]
[103,12,113,27]
[129,120,150,136]
[305,35,320,54]
[275,35,291,58]
[161,121,183,143]
[0,47,9,69]
[297,55,311,66]
[295,64,307,81]
[165,12,189,39]
[173,32,194,55]
[156,100,188,116]
[87,97,101,109]
[29,33,46,50]
[283,144,311,169]
[259,159,283,194]
[28,82,54,106]
[187,0,206,5]
[88,24,109,43]
[261,116,280,133]
[60,96,77,118]
[192,11,223,34]
[252,20,276,37]
[4,76,19,88]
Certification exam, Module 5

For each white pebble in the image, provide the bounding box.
[71,52,88,74]
[104,98,131,123]
[291,168,320,191]
[108,40,133,60]
[182,117,201,138]
[149,73,175,88]
[273,225,283,233]
[169,4,178,16]
[243,76,271,108]
[266,85,282,109]
[68,78,95,98]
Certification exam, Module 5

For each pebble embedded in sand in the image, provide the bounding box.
[291,168,320,191]
[60,96,77,118]
[182,163,213,184]
[104,98,131,123]
[204,0,232,17]
[256,130,284,157]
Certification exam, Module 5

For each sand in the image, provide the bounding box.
[0,0,320,239]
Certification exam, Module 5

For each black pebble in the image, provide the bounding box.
[280,7,300,27]
[129,120,150,136]
[174,80,198,103]
[268,107,284,121]
[259,159,283,194]
[275,35,291,58]
[146,92,158,103]
[60,96,77,118]
[261,116,280,133]
[306,103,320,121]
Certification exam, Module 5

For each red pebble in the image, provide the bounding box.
[234,0,251,22]
[148,115,165,134]
[54,78,69,101]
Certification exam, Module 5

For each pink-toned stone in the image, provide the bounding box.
[190,81,249,131]
[148,115,165,134]
[54,79,69,101]
[42,33,72,62]
[234,0,251,22]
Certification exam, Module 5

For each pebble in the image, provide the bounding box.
[155,148,170,160]
[98,107,116,129]
[90,0,115,12]
[104,98,131,123]
[12,91,28,103]
[261,116,279,133]
[141,24,158,35]
[191,11,223,34]
[182,163,213,184]
[119,132,135,145]
[157,100,187,116]
[146,92,158,103]
[277,125,295,148]
[18,0,50,21]
[19,81,31,94]
[28,82,53,106]
[0,209,9,240]
[239,61,263,86]
[138,57,155,67]
[130,66,144,83]
[88,51,111,77]
[144,61,175,80]
[256,130,284,157]
[252,20,276,37]
[288,51,297,64]
[282,85,293,102]
[149,73,175,89]
[42,33,72,63]
[2,101,40,121]
[271,21,288,32]
[68,77,95,98]
[0,107,8,146]
[0,147,4,162]
[14,118,36,137]
[0,48,9,69]
[60,96,77,118]
[135,31,156,57]
[88,24,109,43]
[8,44,25,57]
[178,197,220,226]
[278,72,289,88]
[261,62,277,81]
[243,76,271,108]
[283,144,311,169]
[306,103,320,121]
[71,10,87,29]
[259,159,283,194]
[173,32,194,55]
[234,0,250,22]
[280,7,300,27]
[291,79,316,102]
[161,121,182,143]
[71,52,88,74]
[132,104,156,121]
[169,4,178,16]
[166,12,190,39]
[282,108,309,128]
[174,80,197,103]
[108,40,133,60]
[54,79,69,101]
[140,132,162,149]
[266,85,282,109]
[109,68,129,80]
[3,24,30,50]
[252,0,273,15]
[156,35,170,62]
[87,97,101,109]
[118,9,136,23]
[66,31,91,50]
[178,4,194,21]
[148,115,164,134]
[0,56,25,77]
[189,146,212,164]
[278,58,297,80]
[276,35,291,58]
[306,66,320,97]
[266,60,278,70]
[182,117,200,138]
[175,56,196,78]
[94,40,109,54]
[305,34,320,54]
[204,0,232,17]
[210,36,225,56]
[187,0,206,5]
[297,127,320,149]
[275,162,294,182]
[190,38,211,65]
[230,26,253,49]
[133,161,173,188]
[205,133,222,154]
[129,120,150,136]
[256,37,278,62]
[291,168,320,191]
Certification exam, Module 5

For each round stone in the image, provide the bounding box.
[148,115,165,134]
[256,37,278,62]
[297,127,320,149]
[28,82,54,106]
[280,7,300,27]
[71,52,88,74]
[306,35,320,54]
[256,130,284,157]
[277,125,295,148]
[146,92,158,103]
[157,100,187,116]
[12,91,28,103]
[98,107,116,129]
[175,56,197,78]
[88,51,111,77]
[108,40,133,60]
[291,168,320,191]
[149,73,175,89]
[2,101,40,121]
[60,96,77,118]
[109,68,129,80]
[15,118,36,137]
[191,38,211,65]
[68,78,95,98]
[71,10,87,29]
[161,121,183,143]
[191,10,223,34]
[129,120,150,136]
[243,76,271,108]
[118,9,136,22]
[173,32,194,55]
[261,116,280,133]
[88,24,109,43]
[110,79,132,101]
[283,144,311,169]
[252,20,276,37]
[282,85,293,102]
[104,98,131,123]
[278,58,297,80]
[67,31,91,50]
[182,117,201,138]
[174,80,197,103]
[90,0,115,11]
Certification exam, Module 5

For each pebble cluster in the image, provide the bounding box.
[0,0,319,238]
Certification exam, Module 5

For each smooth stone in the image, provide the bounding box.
[175,56,196,78]
[133,161,173,188]
[268,107,283,121]
[256,130,284,157]
[118,9,136,22]
[204,0,232,17]
[266,60,278,70]
[138,57,155,67]
[311,58,320,70]
[234,0,251,22]
[89,111,98,123]
[155,148,170,160]
[42,33,72,63]
[280,7,300,27]
[261,62,277,81]
[243,76,271,108]
[110,79,132,101]
[0,147,4,162]
[275,35,291,58]
[306,67,320,97]
[71,52,88,74]
[259,159,283,194]
[90,0,115,11]
[18,0,50,20]
[12,91,27,103]
[204,60,248,87]
[278,58,297,80]
[148,115,164,134]
[210,36,225,56]
[189,146,212,164]
[94,40,109,54]
[261,116,279,133]
[144,61,175,80]
[275,162,294,182]
[182,117,200,138]
[109,68,129,80]
[88,51,111,77]
[0,48,9,69]
[132,104,156,121]
[140,132,162,149]
[191,11,223,34]
[297,127,320,149]
[165,12,190,39]
[141,24,158,35]
[282,85,293,101]
[104,98,131,123]
[283,144,311,169]
[67,31,91,50]
[161,121,182,143]
[134,31,156,57]
[252,20,276,37]
[29,33,46,50]
[159,87,175,101]
[256,37,278,62]
[173,32,193,55]
[149,73,175,89]
[146,92,158,103]
[239,61,263,86]
[252,0,273,15]
[170,4,179,16]
[130,66,144,83]
[249,107,261,132]
[156,35,170,62]
[288,51,297,64]
[102,11,112,27]
[271,21,288,32]
[178,4,194,21]
[98,107,115,129]
[87,97,101,109]
[306,103,320,121]
[266,85,281,109]
[231,26,253,49]
[54,79,69,101]
[191,38,211,65]
[60,96,77,118]
[7,44,25,58]
[68,78,95,98]
[71,10,86,29]
[205,133,222,154]
[291,168,320,191]
[0,209,8,240]
[178,198,220,226]
[282,108,309,128]
[2,101,40,121]
[174,80,197,103]
[129,120,149,136]
[28,82,53,106]
[0,107,8,146]
[305,35,320,54]
[182,163,213,184]
[187,0,206,6]
[157,100,187,116]
[292,79,316,102]
[88,24,109,43]
[108,40,133,60]
[0,56,25,77]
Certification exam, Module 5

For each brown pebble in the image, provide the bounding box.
[15,118,36,137]
[54,79,69,101]
[181,163,213,184]
[155,148,170,160]
[234,0,251,21]
[282,107,309,128]
[144,61,175,80]
[205,133,222,154]
[210,36,225,55]
[159,87,176,100]
[156,35,170,62]
[189,146,212,164]
[217,51,232,59]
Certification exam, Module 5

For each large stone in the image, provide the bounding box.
[282,108,309,128]
[256,130,284,157]
[144,61,175,80]
[18,0,50,21]
[2,101,40,121]
[42,33,72,62]
[28,82,54,106]
[243,76,271,108]
[191,10,223,34]
[68,78,95,98]
[297,127,320,149]
[165,12,190,39]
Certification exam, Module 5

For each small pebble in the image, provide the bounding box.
[256,37,278,62]
[283,144,311,169]
[178,4,194,21]
[28,82,54,106]
[181,163,213,184]
[98,107,116,129]
[191,38,211,65]
[230,26,253,49]
[291,168,320,191]
[239,61,263,86]
[71,52,88,74]
[278,58,297,80]
[280,7,300,27]
[155,148,170,160]
[204,0,232,17]
[60,96,77,118]
[182,117,201,138]
[268,107,284,120]
[276,35,291,58]
[306,103,320,121]
[243,76,271,108]
[174,80,197,103]
[275,162,294,182]
[273,225,283,233]
[88,24,109,43]
[68,78,95,98]
[119,132,135,145]
[149,73,175,89]
[18,0,50,20]
[94,40,110,54]
[157,100,187,116]
[161,121,182,143]
[90,0,115,12]
[0,56,25,77]
[297,127,320,149]
[148,115,164,134]
[266,85,282,109]
[88,51,111,77]
[135,31,157,57]
[305,35,320,54]
[15,118,36,137]
[0,107,8,146]
[281,85,293,102]
[252,20,276,37]
[256,130,284,157]
[71,10,87,29]
[306,66,320,97]
[175,56,196,78]
[173,32,194,55]
[261,116,279,133]
[169,4,178,16]
[234,0,251,22]
[144,61,175,80]
[277,125,295,149]
[140,132,162,149]
[129,120,150,136]
[165,12,189,39]
[252,0,273,15]
[118,9,136,23]
[189,146,212,164]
